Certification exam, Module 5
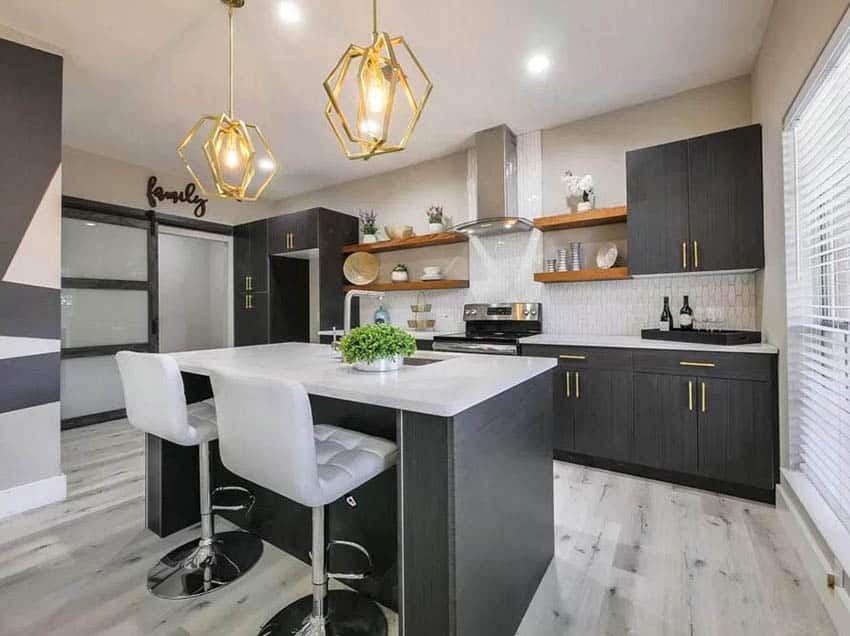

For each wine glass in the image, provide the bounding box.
[694,307,706,331]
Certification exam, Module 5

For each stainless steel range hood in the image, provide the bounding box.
[450,125,534,237]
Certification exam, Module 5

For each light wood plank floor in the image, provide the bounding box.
[0,420,836,636]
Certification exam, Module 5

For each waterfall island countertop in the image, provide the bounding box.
[169,342,556,417]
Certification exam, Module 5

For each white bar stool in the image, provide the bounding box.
[116,351,263,599]
[210,371,397,636]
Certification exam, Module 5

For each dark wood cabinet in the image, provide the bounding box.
[626,124,764,275]
[626,140,690,275]
[268,209,319,254]
[521,342,778,502]
[234,291,268,346]
[687,125,764,272]
[234,219,267,293]
[633,372,698,473]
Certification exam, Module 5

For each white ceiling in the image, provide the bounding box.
[0,0,774,199]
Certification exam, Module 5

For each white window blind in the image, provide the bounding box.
[784,15,850,535]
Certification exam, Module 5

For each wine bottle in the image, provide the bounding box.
[659,296,673,332]
[679,295,694,330]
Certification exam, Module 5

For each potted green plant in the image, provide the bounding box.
[391,263,409,282]
[339,324,416,372]
[359,209,378,243]
[426,205,445,232]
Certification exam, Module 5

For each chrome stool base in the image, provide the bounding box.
[259,590,387,636]
[147,530,263,600]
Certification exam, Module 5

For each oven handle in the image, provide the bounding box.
[432,341,519,355]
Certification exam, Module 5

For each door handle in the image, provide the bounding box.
[286,233,291,249]
[682,241,688,270]
[575,371,580,399]
[693,241,699,269]
[244,294,250,310]
[701,381,706,413]
[245,275,252,291]
[565,372,571,398]
[688,380,694,411]
[559,354,587,360]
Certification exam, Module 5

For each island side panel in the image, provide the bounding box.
[452,370,554,636]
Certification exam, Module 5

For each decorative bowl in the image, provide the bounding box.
[595,243,619,269]
[343,252,379,285]
[385,225,414,240]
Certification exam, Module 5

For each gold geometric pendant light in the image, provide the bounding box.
[324,0,433,161]
[177,0,279,201]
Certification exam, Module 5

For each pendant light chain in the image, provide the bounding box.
[228,3,235,118]
[372,0,378,38]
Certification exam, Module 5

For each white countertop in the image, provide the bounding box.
[519,334,779,355]
[317,329,454,341]
[171,343,555,417]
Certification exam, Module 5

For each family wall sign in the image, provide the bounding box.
[146,176,209,218]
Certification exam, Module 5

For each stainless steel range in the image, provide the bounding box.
[432,303,542,355]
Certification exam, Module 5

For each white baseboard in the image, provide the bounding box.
[777,482,850,634]
[0,473,67,520]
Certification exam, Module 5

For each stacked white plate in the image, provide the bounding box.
[570,242,582,271]
[556,248,569,272]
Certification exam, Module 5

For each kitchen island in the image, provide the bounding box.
[146,343,556,636]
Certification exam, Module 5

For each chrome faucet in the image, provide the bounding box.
[343,289,384,334]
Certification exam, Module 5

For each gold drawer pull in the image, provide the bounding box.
[575,371,580,399]
[565,372,571,398]
[693,240,700,269]
[701,381,707,413]
[688,380,694,411]
[682,241,688,270]
[559,354,587,360]
[679,361,716,368]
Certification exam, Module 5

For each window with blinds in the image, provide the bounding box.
[784,17,850,534]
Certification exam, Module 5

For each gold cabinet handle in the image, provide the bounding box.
[693,240,699,269]
[290,232,295,249]
[244,294,249,310]
[575,371,580,399]
[246,275,252,291]
[559,354,587,360]
[286,233,291,249]
[701,381,706,413]
[688,380,694,411]
[679,361,716,368]
[682,241,688,270]
[248,294,253,310]
[565,372,571,398]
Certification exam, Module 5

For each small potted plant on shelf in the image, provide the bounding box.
[339,324,416,372]
[561,171,595,212]
[426,205,445,233]
[391,263,409,282]
[359,209,378,243]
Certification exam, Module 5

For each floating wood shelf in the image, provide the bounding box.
[534,206,627,231]
[343,279,470,292]
[342,231,468,254]
[534,267,630,283]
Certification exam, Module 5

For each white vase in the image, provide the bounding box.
[391,270,409,282]
[428,222,445,233]
[362,234,377,243]
[353,355,403,372]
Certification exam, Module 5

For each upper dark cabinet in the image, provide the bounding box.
[234,219,267,293]
[627,124,764,275]
[268,209,319,254]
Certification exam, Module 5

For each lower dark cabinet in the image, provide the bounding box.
[573,367,633,463]
[634,372,698,473]
[235,292,268,346]
[552,365,575,453]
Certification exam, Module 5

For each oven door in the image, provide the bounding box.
[431,340,518,355]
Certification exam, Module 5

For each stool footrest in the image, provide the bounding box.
[211,486,255,514]
[325,540,373,581]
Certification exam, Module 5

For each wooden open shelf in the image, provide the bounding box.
[534,267,630,284]
[342,231,468,254]
[343,279,470,292]
[534,206,627,231]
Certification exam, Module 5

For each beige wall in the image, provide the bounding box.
[541,76,753,214]
[62,146,277,225]
[751,0,850,467]
[276,152,469,237]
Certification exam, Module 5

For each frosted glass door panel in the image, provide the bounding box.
[61,289,149,347]
[60,356,125,419]
[62,218,148,281]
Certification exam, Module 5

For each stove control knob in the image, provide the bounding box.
[530,309,538,316]
[523,310,530,317]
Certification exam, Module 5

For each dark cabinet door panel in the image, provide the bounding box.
[696,378,729,481]
[687,124,764,271]
[552,366,575,453]
[248,219,268,292]
[267,214,297,254]
[234,292,268,346]
[234,223,251,293]
[573,368,633,462]
[269,256,309,343]
[634,373,698,473]
[626,140,690,275]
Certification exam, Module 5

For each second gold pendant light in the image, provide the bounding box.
[323,0,432,160]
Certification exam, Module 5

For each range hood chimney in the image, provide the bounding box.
[451,124,534,236]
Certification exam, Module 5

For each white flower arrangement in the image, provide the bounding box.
[561,171,594,202]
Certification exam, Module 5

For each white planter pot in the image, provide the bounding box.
[428,222,445,233]
[391,271,409,282]
[362,234,378,243]
[577,200,593,212]
[353,355,403,372]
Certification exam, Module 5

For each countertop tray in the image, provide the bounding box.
[641,329,762,346]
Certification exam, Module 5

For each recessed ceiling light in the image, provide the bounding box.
[526,54,551,75]
[279,1,302,24]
